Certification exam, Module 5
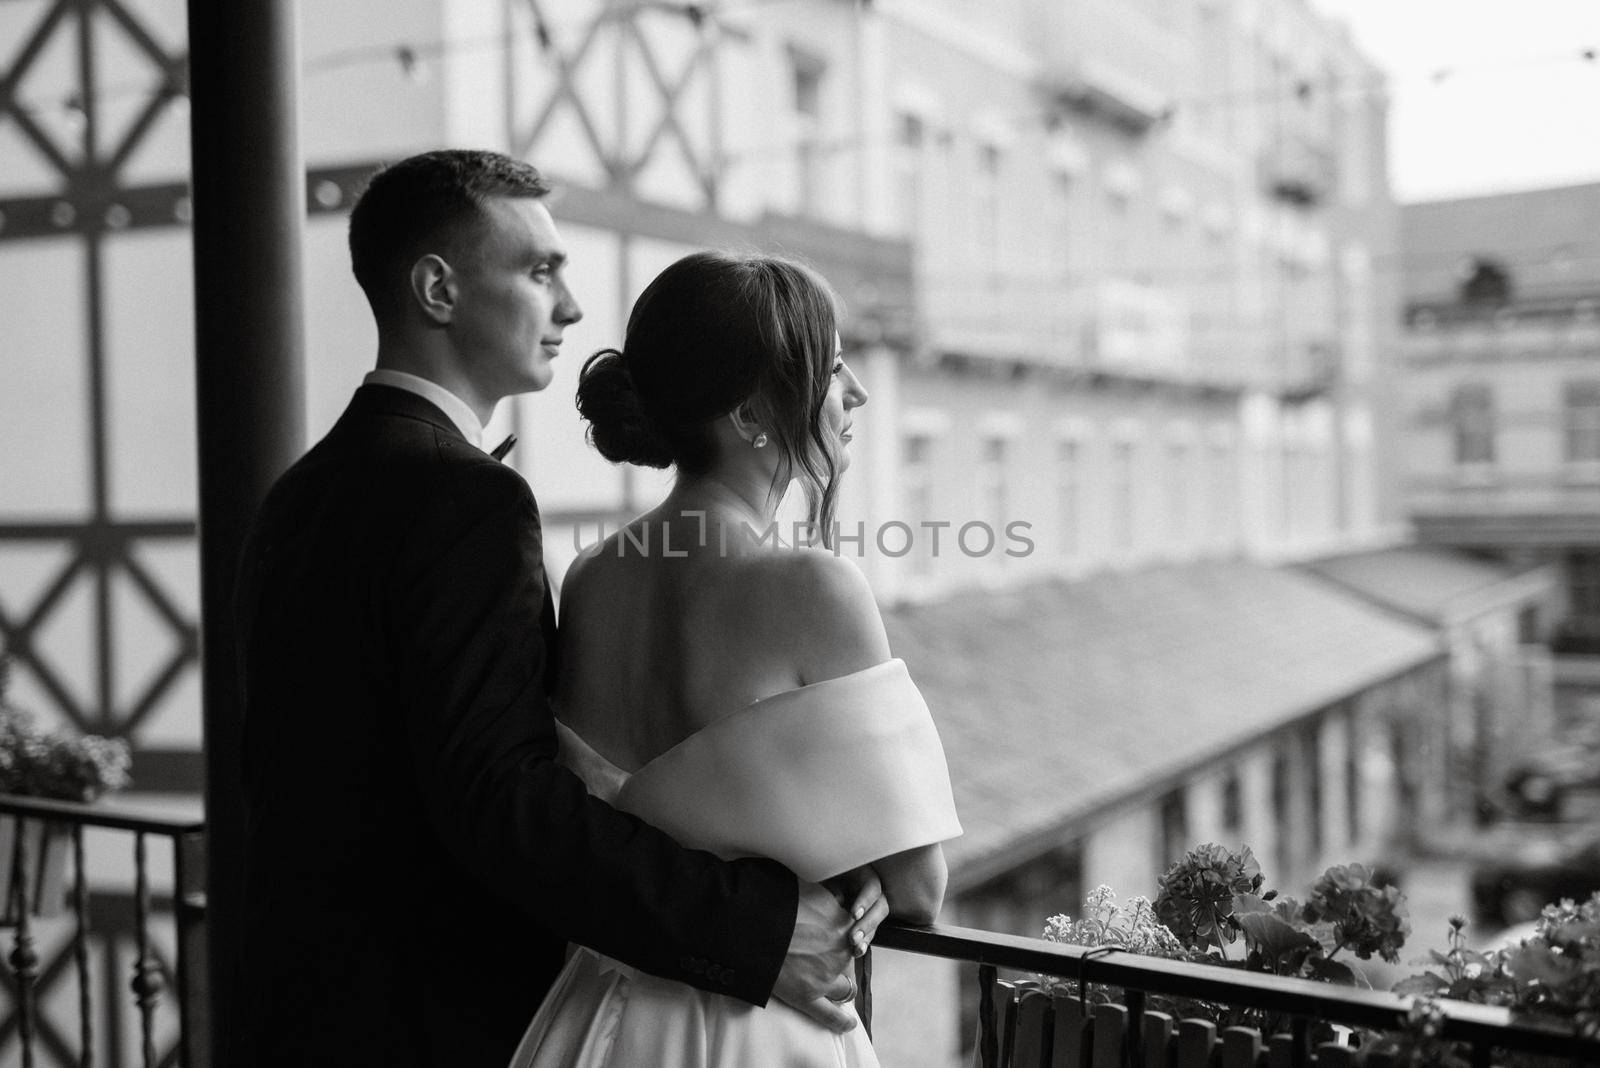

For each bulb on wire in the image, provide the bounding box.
[395,45,430,84]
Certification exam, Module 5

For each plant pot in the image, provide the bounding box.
[0,816,70,925]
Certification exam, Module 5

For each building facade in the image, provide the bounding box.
[1399,182,1600,654]
[0,1,1429,1064]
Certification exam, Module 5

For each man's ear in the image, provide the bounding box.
[409,254,456,325]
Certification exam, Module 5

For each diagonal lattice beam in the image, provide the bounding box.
[99,0,177,71]
[518,0,618,180]
[0,553,92,726]
[2,97,77,182]
[624,15,716,201]
[103,55,186,177]
[0,0,73,104]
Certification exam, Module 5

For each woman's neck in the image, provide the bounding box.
[664,470,778,532]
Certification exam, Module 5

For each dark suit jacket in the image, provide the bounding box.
[234,384,796,1066]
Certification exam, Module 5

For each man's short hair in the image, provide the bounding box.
[347,149,551,319]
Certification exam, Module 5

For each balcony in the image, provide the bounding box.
[1260,135,1338,208]
[5,798,1599,1066]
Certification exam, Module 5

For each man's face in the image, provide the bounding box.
[449,196,582,400]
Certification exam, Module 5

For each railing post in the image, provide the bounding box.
[71,825,92,1068]
[131,832,161,1068]
[174,828,210,1067]
[853,948,872,1039]
[978,963,999,1068]
[8,818,38,1068]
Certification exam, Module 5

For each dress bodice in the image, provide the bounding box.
[554,658,962,883]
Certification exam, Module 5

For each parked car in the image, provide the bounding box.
[1470,830,1600,928]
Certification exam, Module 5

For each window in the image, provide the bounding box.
[1055,438,1082,557]
[1305,723,1323,857]
[1565,381,1600,463]
[1047,172,1073,280]
[1271,746,1291,873]
[1158,787,1188,872]
[979,436,1009,563]
[894,112,926,236]
[977,143,1003,271]
[791,50,825,216]
[1167,441,1190,544]
[1451,384,1495,465]
[1571,551,1600,640]
[1220,769,1243,839]
[904,434,934,576]
[1112,439,1136,549]
[1345,708,1361,844]
[1208,439,1236,545]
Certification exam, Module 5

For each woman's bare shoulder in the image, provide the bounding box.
[747,548,890,683]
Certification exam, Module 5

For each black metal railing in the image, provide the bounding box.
[0,794,206,1068]
[856,921,1600,1067]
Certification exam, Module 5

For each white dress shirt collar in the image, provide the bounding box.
[363,369,484,450]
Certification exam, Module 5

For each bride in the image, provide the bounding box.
[510,251,962,1067]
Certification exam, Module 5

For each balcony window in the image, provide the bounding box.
[1219,769,1243,839]
[1345,706,1362,843]
[1207,439,1236,545]
[1305,722,1324,857]
[1055,437,1082,557]
[1271,746,1291,873]
[1450,383,1495,466]
[976,143,1003,273]
[904,434,934,576]
[791,49,826,217]
[1111,439,1136,550]
[1047,171,1073,281]
[978,436,1010,564]
[1158,787,1188,872]
[1571,551,1600,641]
[894,112,925,237]
[1166,440,1190,545]
[1565,380,1600,463]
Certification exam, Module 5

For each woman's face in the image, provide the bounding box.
[818,332,869,472]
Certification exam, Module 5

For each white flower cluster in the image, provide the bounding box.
[1043,884,1187,958]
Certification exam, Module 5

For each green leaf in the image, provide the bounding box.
[1306,957,1358,985]
[1238,912,1321,961]
[1392,973,1448,996]
[1233,893,1272,915]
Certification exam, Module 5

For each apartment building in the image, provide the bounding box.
[1399,182,1600,654]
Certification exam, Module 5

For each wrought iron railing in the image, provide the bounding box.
[0,794,206,1068]
[5,799,1596,1067]
[855,921,1600,1067]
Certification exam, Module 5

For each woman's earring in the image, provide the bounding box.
[753,433,769,449]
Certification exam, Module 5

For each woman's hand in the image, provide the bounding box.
[827,866,891,956]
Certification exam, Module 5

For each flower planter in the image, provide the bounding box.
[0,815,70,925]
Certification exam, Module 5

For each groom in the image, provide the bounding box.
[234,150,879,1066]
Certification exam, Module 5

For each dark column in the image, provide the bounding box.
[186,1,306,1062]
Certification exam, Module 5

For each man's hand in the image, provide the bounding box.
[772,872,891,1033]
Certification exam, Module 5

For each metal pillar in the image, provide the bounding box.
[186,1,306,1062]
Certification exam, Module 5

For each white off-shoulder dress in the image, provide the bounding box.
[508,659,963,1068]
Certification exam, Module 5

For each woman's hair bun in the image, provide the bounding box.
[575,349,676,469]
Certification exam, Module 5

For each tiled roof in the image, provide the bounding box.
[882,561,1442,885]
[1401,182,1600,304]
[1299,546,1540,625]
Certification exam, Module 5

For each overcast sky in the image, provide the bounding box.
[1309,0,1600,202]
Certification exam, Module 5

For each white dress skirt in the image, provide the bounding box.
[508,659,963,1068]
